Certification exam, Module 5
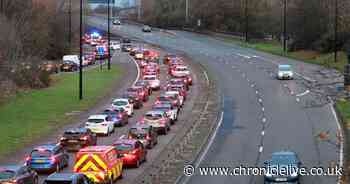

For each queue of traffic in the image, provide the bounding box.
[0,38,194,184]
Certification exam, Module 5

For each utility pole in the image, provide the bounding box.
[137,0,141,21]
[185,0,189,23]
[107,0,111,70]
[244,0,249,42]
[334,0,338,63]
[283,0,287,52]
[68,0,72,49]
[79,0,83,100]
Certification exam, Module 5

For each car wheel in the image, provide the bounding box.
[135,160,140,168]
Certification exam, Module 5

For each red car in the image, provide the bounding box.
[167,78,189,91]
[126,87,148,102]
[113,139,147,168]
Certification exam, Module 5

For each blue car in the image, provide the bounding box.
[26,144,69,173]
[101,108,129,127]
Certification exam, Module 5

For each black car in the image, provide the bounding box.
[121,44,132,52]
[60,61,78,72]
[121,38,131,43]
[142,25,152,32]
[101,108,129,127]
[122,94,143,109]
[134,80,152,95]
[59,128,97,151]
[112,19,121,25]
[264,151,301,184]
[44,173,93,184]
[0,165,38,184]
[128,124,158,149]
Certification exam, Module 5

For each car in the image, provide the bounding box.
[126,87,148,102]
[85,115,115,136]
[44,173,93,184]
[26,144,69,173]
[100,108,129,127]
[95,45,110,60]
[40,61,59,74]
[122,94,143,109]
[63,55,80,67]
[142,25,152,32]
[129,47,139,56]
[264,151,301,184]
[140,111,171,135]
[74,146,123,183]
[121,44,132,52]
[171,65,190,77]
[165,90,185,105]
[152,103,178,124]
[110,41,121,50]
[0,165,38,184]
[156,94,181,108]
[60,61,78,72]
[83,54,96,65]
[135,51,144,60]
[168,77,189,91]
[277,64,293,80]
[112,19,121,25]
[134,80,152,95]
[59,128,97,151]
[128,124,158,149]
[143,75,160,90]
[166,85,187,100]
[113,138,147,168]
[163,54,177,65]
[111,98,134,116]
[121,38,131,43]
[139,59,149,68]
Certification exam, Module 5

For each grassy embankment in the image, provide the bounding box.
[0,65,122,157]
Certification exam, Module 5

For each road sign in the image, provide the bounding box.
[97,47,105,55]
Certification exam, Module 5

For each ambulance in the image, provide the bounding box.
[73,146,123,184]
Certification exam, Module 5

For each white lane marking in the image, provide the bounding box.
[259,146,264,153]
[203,70,210,86]
[262,107,265,112]
[295,72,317,83]
[129,56,141,85]
[329,103,344,184]
[256,90,259,94]
[261,131,265,136]
[258,98,263,103]
[296,90,310,97]
[236,53,251,59]
[182,111,224,184]
[296,98,300,102]
[262,117,267,123]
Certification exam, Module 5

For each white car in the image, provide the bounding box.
[152,103,178,123]
[135,52,144,60]
[165,91,184,106]
[85,115,114,136]
[63,55,80,66]
[111,98,134,116]
[143,75,160,90]
[277,64,293,80]
[172,65,190,77]
[110,41,121,50]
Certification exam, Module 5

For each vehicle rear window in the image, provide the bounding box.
[115,144,134,151]
[87,119,104,124]
[144,76,156,80]
[45,180,72,184]
[145,114,162,120]
[64,131,82,136]
[113,101,127,106]
[176,67,187,71]
[31,150,52,157]
[0,170,15,180]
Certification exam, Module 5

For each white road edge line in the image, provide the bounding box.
[203,70,210,86]
[329,103,344,184]
[259,146,264,153]
[129,55,141,86]
[182,111,224,184]
[296,90,310,97]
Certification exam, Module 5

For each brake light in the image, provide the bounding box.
[50,156,57,163]
[160,119,166,124]
[60,137,67,141]
[118,114,123,119]
[25,156,31,162]
[146,135,151,140]
[130,150,137,154]
[80,136,88,141]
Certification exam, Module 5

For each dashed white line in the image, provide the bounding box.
[259,146,264,153]
[203,70,210,86]
[261,131,265,136]
[262,117,267,123]
[296,90,310,97]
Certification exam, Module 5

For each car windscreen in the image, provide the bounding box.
[279,66,291,72]
[115,144,134,151]
[44,180,72,184]
[0,170,15,180]
[144,76,156,80]
[87,119,104,123]
[31,150,52,157]
[113,101,127,106]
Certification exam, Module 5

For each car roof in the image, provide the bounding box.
[34,144,58,151]
[114,139,138,145]
[279,64,291,68]
[88,115,108,119]
[79,146,114,153]
[143,75,157,78]
[0,165,22,171]
[113,98,128,102]
[145,110,164,115]
[153,103,171,108]
[46,173,81,181]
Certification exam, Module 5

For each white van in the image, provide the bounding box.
[63,55,80,66]
[277,64,293,80]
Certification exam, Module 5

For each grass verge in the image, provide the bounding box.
[0,65,122,157]
[221,37,348,72]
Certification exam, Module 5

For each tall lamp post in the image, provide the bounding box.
[79,0,83,100]
[334,0,338,63]
[68,0,72,49]
[244,0,249,42]
[185,0,189,23]
[107,0,111,70]
[283,0,287,52]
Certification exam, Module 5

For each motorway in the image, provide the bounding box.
[88,17,341,184]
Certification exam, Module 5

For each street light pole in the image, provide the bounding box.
[334,0,338,63]
[68,0,72,49]
[107,0,111,70]
[244,0,249,42]
[185,0,189,23]
[283,0,287,52]
[79,0,83,100]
